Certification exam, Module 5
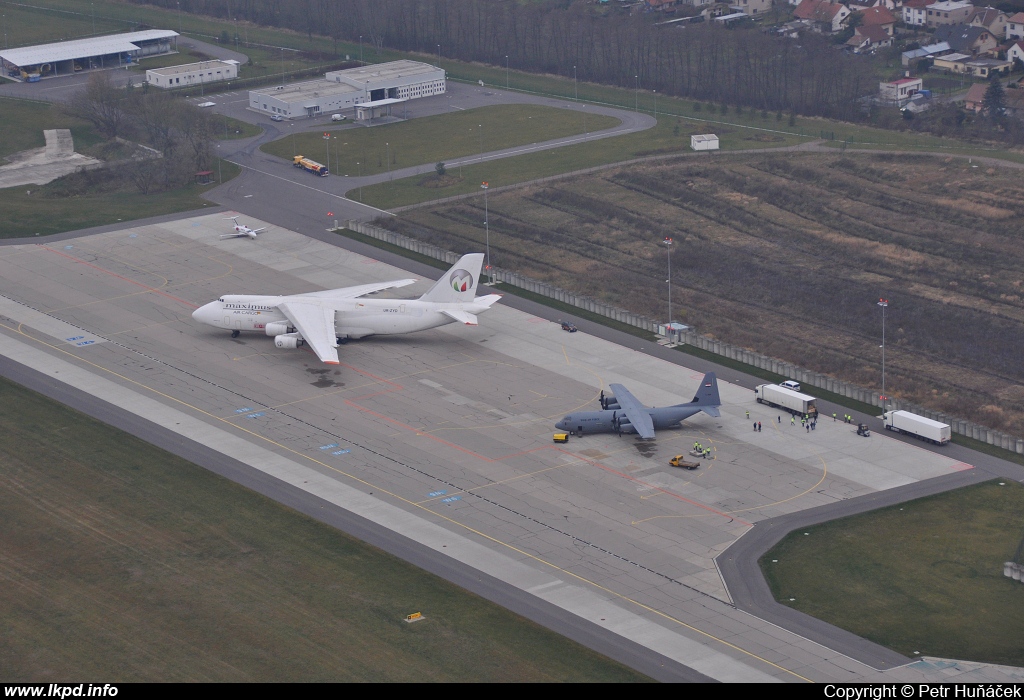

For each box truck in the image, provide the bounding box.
[755,384,818,418]
[882,410,950,445]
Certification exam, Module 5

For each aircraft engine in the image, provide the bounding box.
[274,332,304,349]
[265,321,294,337]
[599,390,618,410]
[605,401,621,410]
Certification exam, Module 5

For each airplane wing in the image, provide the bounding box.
[441,309,478,325]
[302,279,417,300]
[251,227,267,234]
[607,383,656,439]
[275,300,339,365]
[219,232,248,239]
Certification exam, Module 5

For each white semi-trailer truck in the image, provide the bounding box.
[755,384,818,418]
[882,410,950,445]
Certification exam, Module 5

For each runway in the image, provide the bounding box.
[0,213,1020,683]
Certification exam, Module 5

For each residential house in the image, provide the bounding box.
[858,5,898,34]
[793,0,853,32]
[964,81,1024,115]
[646,0,683,10]
[1009,39,1024,65]
[879,77,924,104]
[731,0,774,15]
[848,0,897,9]
[964,57,1013,76]
[902,0,932,26]
[1007,12,1024,40]
[932,51,972,71]
[925,1,974,28]
[934,24,999,55]
[967,7,1008,36]
[849,24,896,50]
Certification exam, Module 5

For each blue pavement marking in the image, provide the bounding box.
[129,234,137,238]
[235,407,253,413]
[428,490,447,497]
[441,496,461,504]
[319,443,339,450]
[331,449,350,455]
[244,412,265,419]
[63,245,73,250]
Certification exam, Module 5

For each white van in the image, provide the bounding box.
[330,114,346,121]
[780,380,801,392]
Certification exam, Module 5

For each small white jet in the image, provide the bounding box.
[192,253,501,365]
[221,216,267,240]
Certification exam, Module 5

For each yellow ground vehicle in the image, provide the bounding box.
[553,433,569,443]
[669,455,700,470]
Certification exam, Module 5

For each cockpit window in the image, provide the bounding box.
[218,298,224,302]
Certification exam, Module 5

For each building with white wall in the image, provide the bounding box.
[146,60,238,89]
[249,60,445,120]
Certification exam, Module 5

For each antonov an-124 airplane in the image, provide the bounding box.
[192,253,501,365]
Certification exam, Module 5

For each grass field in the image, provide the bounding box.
[356,116,808,209]
[0,375,651,682]
[761,480,1024,665]
[261,104,620,179]
[0,98,103,161]
[376,151,1024,437]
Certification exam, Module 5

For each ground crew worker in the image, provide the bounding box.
[791,416,795,425]
[745,410,750,419]
[833,412,837,421]
[704,448,711,458]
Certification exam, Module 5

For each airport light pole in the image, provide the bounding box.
[323,132,330,173]
[359,35,363,63]
[482,181,492,285]
[878,298,888,407]
[385,142,391,182]
[634,74,639,112]
[478,124,483,162]
[653,89,657,120]
[177,1,182,34]
[505,55,509,89]
[357,161,362,201]
[573,65,577,102]
[663,237,673,340]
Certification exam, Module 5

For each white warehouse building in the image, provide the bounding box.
[248,60,445,120]
[146,59,239,89]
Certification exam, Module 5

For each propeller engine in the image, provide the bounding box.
[600,390,619,410]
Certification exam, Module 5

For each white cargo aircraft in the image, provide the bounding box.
[191,253,501,365]
[221,216,267,240]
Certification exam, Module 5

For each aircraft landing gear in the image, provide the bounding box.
[336,337,349,345]
[231,330,240,338]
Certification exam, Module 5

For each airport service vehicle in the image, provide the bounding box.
[555,374,721,439]
[560,320,577,332]
[271,114,284,122]
[882,410,950,445]
[553,433,569,443]
[856,423,871,437]
[193,253,501,365]
[755,383,818,419]
[780,380,801,391]
[293,155,328,176]
[220,216,266,240]
[331,114,346,121]
[669,455,700,470]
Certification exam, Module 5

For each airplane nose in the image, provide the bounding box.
[192,302,218,326]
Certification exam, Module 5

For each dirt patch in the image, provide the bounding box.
[419,174,464,189]
[379,152,1024,436]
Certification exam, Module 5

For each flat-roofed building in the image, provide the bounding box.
[0,30,178,80]
[925,1,974,28]
[249,60,445,120]
[146,59,238,89]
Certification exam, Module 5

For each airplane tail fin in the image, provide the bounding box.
[685,372,721,417]
[419,253,485,303]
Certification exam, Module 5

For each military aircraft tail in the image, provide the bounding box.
[419,253,485,303]
[683,372,721,417]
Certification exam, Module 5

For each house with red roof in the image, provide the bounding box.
[858,5,898,34]
[967,7,1008,37]
[1007,12,1024,41]
[848,24,896,50]
[1009,39,1024,65]
[793,0,853,32]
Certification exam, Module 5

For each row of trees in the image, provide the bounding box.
[140,0,877,120]
[65,72,216,192]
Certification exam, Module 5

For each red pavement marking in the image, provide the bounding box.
[42,246,198,308]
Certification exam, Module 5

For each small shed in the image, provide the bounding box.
[691,134,720,151]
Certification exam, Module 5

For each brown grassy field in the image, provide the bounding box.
[379,152,1024,436]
